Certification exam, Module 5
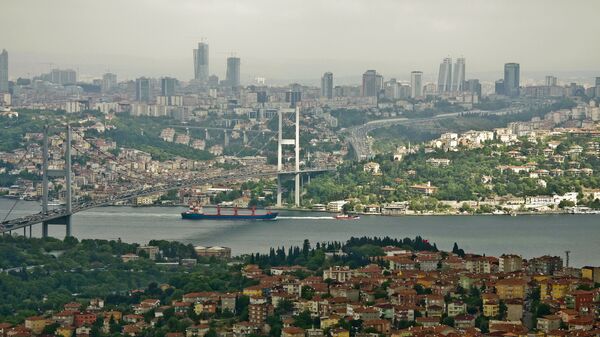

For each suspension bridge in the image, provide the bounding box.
[0,107,335,237]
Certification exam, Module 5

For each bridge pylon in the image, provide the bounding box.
[277,107,301,207]
[42,124,73,238]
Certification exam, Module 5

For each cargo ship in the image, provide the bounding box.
[181,205,278,220]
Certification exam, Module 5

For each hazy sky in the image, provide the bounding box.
[1,0,599,84]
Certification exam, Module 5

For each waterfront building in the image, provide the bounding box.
[410,71,423,98]
[321,72,333,99]
[504,63,520,97]
[193,42,209,82]
[194,246,232,258]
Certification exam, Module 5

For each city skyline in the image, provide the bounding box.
[1,0,599,83]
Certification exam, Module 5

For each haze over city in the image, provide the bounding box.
[1,0,600,84]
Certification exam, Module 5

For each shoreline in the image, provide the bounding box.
[3,196,598,217]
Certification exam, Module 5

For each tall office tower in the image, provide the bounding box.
[225,57,241,87]
[410,71,423,98]
[101,73,117,92]
[595,77,600,87]
[362,70,382,97]
[135,77,151,102]
[452,58,466,92]
[545,75,557,87]
[504,63,520,97]
[321,72,333,99]
[437,57,452,93]
[193,42,209,82]
[161,77,177,96]
[0,49,8,93]
[465,79,482,97]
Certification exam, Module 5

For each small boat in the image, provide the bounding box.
[181,205,278,220]
[334,214,360,220]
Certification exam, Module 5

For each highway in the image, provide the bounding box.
[346,108,525,160]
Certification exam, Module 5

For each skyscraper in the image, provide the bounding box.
[101,73,117,92]
[225,57,241,87]
[135,77,151,102]
[0,49,8,93]
[410,71,423,98]
[437,57,452,93]
[193,42,209,82]
[362,70,382,97]
[504,63,520,97]
[595,77,600,87]
[161,77,177,96]
[321,72,333,99]
[452,58,465,92]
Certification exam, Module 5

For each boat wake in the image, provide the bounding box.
[277,216,335,220]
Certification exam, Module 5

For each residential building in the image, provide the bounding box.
[495,278,527,300]
[362,70,382,97]
[499,254,523,273]
[161,77,177,96]
[135,77,151,102]
[410,71,423,98]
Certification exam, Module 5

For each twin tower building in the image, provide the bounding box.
[193,42,240,87]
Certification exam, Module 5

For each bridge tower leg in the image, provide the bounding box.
[276,107,301,207]
[294,106,300,207]
[224,130,229,147]
[65,124,73,237]
[42,125,49,238]
[277,110,283,207]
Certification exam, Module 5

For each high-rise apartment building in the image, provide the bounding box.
[545,75,557,87]
[465,79,482,98]
[101,73,117,92]
[504,63,520,97]
[321,72,333,99]
[161,77,177,96]
[362,70,383,97]
[50,69,77,85]
[437,57,452,93]
[410,71,423,98]
[135,77,151,102]
[225,57,241,87]
[0,49,8,93]
[193,42,209,82]
[452,58,466,92]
